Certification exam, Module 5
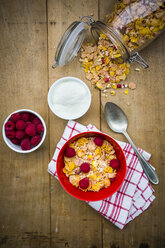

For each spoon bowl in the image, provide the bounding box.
[104,102,159,185]
[104,102,128,133]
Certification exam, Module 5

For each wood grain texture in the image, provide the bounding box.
[99,1,165,248]
[0,0,164,247]
[0,0,50,248]
[47,1,102,247]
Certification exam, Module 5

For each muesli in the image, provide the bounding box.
[63,136,120,192]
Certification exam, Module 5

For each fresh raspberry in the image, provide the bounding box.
[117,84,121,88]
[36,124,44,134]
[31,135,42,146]
[94,136,103,146]
[79,178,89,189]
[21,112,30,122]
[10,113,21,122]
[105,77,109,82]
[11,138,20,145]
[26,121,32,125]
[16,120,26,130]
[16,130,25,140]
[110,159,120,170]
[21,138,31,150]
[80,163,90,173]
[5,121,15,131]
[5,130,16,139]
[25,124,36,137]
[32,117,41,125]
[65,147,76,157]
[30,114,36,121]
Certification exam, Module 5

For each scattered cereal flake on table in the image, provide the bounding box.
[135,68,140,72]
[124,89,129,95]
[110,90,115,96]
[128,82,136,90]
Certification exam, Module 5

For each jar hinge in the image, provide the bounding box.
[80,16,95,26]
[129,52,149,68]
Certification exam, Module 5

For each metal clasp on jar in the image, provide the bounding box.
[129,52,149,68]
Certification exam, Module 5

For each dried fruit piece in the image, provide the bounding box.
[128,82,136,90]
[124,89,129,95]
[110,90,115,96]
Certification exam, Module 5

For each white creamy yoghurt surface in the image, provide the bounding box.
[50,78,91,119]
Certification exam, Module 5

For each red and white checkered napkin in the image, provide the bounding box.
[48,120,155,229]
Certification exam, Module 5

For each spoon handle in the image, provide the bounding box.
[123,131,159,185]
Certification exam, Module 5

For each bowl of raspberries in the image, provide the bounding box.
[2,109,46,153]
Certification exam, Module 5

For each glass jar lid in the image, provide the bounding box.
[52,21,86,68]
[52,16,148,69]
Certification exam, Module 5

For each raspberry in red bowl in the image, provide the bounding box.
[2,109,46,153]
[56,132,127,201]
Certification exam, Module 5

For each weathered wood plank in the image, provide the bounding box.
[99,1,165,248]
[0,1,50,247]
[47,0,102,247]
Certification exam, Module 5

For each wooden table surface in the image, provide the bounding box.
[0,1,165,247]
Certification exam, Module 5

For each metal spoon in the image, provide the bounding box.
[104,102,159,185]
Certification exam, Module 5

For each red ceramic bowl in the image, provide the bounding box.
[56,132,127,201]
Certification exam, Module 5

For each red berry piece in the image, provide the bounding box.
[16,120,26,130]
[26,121,32,125]
[110,177,115,182]
[30,114,36,121]
[105,77,109,82]
[31,135,42,146]
[25,124,36,137]
[5,121,15,131]
[117,84,121,88]
[80,163,90,173]
[6,130,16,139]
[16,130,25,140]
[110,159,120,170]
[21,112,30,122]
[11,138,20,145]
[79,178,89,189]
[10,113,21,122]
[102,59,105,64]
[94,136,103,146]
[32,117,41,125]
[36,124,44,134]
[65,147,76,157]
[21,138,31,150]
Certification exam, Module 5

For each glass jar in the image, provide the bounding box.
[52,0,165,69]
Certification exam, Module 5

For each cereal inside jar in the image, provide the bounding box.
[63,136,120,192]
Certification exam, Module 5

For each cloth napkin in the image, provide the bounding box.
[48,120,155,229]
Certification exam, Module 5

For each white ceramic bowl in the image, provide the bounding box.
[2,109,46,153]
[48,77,91,120]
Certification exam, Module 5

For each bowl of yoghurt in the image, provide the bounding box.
[48,77,91,120]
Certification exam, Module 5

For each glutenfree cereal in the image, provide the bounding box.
[63,136,120,192]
